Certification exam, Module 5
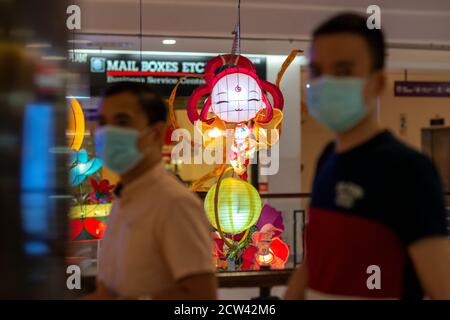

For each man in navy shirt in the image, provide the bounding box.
[286,13,450,299]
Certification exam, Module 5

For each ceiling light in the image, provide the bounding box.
[41,56,67,61]
[67,39,93,45]
[26,43,51,49]
[162,39,176,45]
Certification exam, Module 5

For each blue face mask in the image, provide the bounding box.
[94,126,144,175]
[306,76,368,133]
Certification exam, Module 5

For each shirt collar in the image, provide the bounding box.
[119,162,166,199]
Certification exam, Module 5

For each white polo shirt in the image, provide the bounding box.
[97,163,214,299]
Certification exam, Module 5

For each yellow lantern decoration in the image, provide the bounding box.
[204,177,262,235]
[67,98,85,151]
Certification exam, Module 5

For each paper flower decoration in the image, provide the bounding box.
[70,149,103,186]
[204,177,262,235]
[88,178,114,204]
[70,217,107,241]
[212,233,227,269]
[255,204,284,237]
[69,203,111,241]
[241,245,258,270]
[252,224,283,245]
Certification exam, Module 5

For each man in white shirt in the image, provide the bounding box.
[85,81,217,300]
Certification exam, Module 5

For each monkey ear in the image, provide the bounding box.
[187,85,210,124]
[257,80,285,124]
[261,80,284,111]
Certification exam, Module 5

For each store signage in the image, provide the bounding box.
[430,118,445,126]
[394,81,450,97]
[87,54,267,97]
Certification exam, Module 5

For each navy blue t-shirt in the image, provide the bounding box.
[306,130,448,299]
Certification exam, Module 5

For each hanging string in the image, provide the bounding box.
[72,26,75,61]
[139,0,143,66]
[237,0,241,56]
[229,0,241,65]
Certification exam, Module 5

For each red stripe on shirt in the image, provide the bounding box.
[306,207,407,299]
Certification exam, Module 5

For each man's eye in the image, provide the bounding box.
[309,65,321,78]
[248,98,260,102]
[336,68,352,77]
[117,121,130,126]
[217,100,228,104]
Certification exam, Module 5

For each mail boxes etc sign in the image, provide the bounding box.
[89,54,267,97]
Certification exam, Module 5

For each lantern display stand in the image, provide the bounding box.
[217,268,294,300]
[67,98,115,242]
[168,0,302,272]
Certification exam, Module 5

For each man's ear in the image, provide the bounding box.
[373,70,386,96]
[152,122,168,143]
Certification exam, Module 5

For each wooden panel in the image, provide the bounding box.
[431,128,450,192]
[422,128,450,192]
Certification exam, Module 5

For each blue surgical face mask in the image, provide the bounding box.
[306,76,368,133]
[94,126,146,175]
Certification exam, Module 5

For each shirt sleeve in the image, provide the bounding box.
[157,192,215,281]
[393,153,448,246]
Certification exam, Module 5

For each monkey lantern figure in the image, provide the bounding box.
[186,54,285,176]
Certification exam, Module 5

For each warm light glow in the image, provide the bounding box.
[256,249,274,265]
[204,177,262,235]
[162,39,177,45]
[255,237,289,269]
[207,127,224,138]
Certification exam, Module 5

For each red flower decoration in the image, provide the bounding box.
[84,218,107,239]
[241,245,258,270]
[69,218,108,241]
[70,219,83,240]
[88,178,114,204]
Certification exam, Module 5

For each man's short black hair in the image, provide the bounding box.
[312,12,385,71]
[103,81,167,125]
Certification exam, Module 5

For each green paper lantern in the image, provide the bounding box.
[204,177,262,235]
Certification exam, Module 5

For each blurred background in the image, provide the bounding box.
[1,0,449,299]
[0,0,69,298]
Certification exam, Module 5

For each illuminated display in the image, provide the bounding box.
[204,177,262,235]
[67,98,85,151]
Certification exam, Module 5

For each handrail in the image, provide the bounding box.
[198,192,450,199]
